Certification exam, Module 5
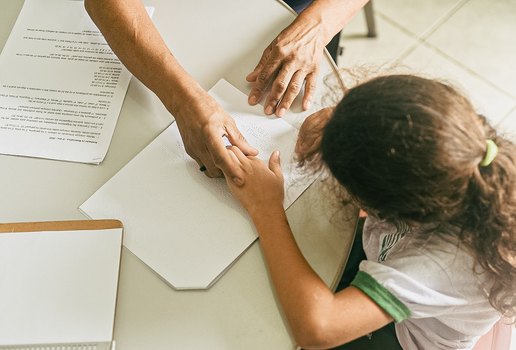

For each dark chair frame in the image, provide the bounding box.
[326,0,376,63]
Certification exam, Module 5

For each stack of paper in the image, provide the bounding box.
[0,0,152,164]
[0,220,123,348]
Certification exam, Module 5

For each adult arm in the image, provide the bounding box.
[224,147,393,349]
[247,0,368,117]
[84,0,257,182]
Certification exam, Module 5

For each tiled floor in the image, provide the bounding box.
[337,1,516,348]
[336,0,516,142]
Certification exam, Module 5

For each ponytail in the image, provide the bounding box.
[460,124,516,318]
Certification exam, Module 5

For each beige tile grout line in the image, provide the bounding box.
[380,0,471,62]
[501,105,516,122]
[378,0,516,102]
[413,43,516,102]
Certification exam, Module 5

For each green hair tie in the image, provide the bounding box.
[479,139,498,167]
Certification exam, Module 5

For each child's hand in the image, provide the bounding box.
[224,146,285,218]
[295,107,333,158]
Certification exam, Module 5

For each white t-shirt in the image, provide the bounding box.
[351,216,500,350]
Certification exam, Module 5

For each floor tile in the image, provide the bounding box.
[425,0,516,98]
[496,107,516,142]
[401,42,515,125]
[374,0,466,37]
[338,14,417,68]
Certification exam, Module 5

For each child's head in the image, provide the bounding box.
[321,75,513,224]
[317,74,516,316]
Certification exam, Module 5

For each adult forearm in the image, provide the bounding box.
[84,0,205,119]
[299,0,370,44]
[85,0,256,179]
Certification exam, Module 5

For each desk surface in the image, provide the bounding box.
[0,1,356,349]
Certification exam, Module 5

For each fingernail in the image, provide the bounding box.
[265,105,273,115]
[303,101,311,111]
[233,177,244,186]
[277,108,286,117]
[249,95,257,105]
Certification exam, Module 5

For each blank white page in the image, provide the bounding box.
[0,228,122,346]
[80,79,313,289]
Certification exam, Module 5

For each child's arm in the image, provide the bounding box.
[224,147,393,349]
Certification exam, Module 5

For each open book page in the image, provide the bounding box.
[80,79,314,289]
[0,0,152,163]
[0,224,122,346]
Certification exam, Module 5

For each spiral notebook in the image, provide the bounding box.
[0,220,123,350]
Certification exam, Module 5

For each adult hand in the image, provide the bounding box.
[85,0,259,185]
[295,107,333,157]
[247,15,326,117]
[224,146,284,218]
[174,93,258,184]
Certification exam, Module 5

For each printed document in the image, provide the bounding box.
[80,79,314,289]
[0,0,142,163]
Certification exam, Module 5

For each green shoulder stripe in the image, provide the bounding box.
[351,271,411,323]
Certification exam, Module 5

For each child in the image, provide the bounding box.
[223,75,516,350]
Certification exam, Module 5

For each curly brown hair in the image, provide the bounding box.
[310,74,516,318]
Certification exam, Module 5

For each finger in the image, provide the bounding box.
[246,45,272,83]
[224,147,243,173]
[228,145,249,164]
[227,146,256,176]
[296,133,322,155]
[275,70,306,117]
[187,149,204,169]
[206,133,245,186]
[295,111,320,152]
[295,110,326,153]
[249,59,282,109]
[302,72,317,111]
[184,146,216,174]
[226,146,241,163]
[225,125,258,156]
[264,64,296,116]
[295,130,311,154]
[198,150,223,178]
[247,47,275,105]
[268,150,283,178]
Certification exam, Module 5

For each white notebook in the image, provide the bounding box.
[80,79,314,289]
[0,220,123,349]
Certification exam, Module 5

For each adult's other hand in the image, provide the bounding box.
[247,15,324,117]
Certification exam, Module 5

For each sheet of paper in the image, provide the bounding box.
[0,227,122,346]
[80,79,313,289]
[0,0,149,163]
[0,342,113,350]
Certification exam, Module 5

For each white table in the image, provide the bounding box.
[0,1,357,349]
